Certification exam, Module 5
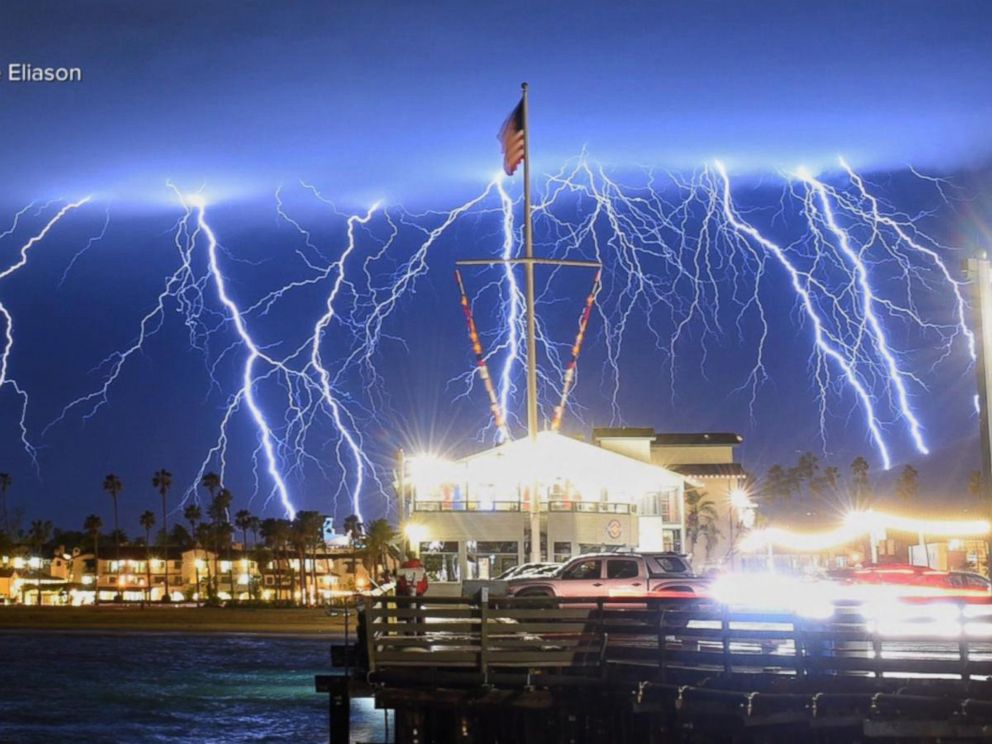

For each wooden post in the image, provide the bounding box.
[721,604,732,675]
[479,588,490,686]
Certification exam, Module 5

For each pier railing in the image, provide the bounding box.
[362,593,992,687]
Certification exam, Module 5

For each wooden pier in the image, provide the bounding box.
[317,594,992,742]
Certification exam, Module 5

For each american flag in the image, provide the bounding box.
[497,99,525,176]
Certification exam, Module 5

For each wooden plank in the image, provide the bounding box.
[377,638,481,649]
[376,650,479,665]
[488,622,597,633]
[374,622,481,634]
[372,608,477,620]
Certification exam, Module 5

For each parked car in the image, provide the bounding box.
[505,551,706,599]
[830,564,991,596]
[948,571,992,593]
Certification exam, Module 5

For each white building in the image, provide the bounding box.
[399,428,746,581]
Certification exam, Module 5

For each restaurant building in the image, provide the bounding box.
[399,428,745,581]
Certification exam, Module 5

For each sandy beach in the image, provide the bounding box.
[0,605,352,635]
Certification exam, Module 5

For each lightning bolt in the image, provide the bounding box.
[15,152,969,521]
[1,197,91,466]
[310,199,380,522]
[186,193,295,518]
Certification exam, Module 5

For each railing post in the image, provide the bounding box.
[479,589,490,686]
[959,601,970,682]
[364,595,378,674]
[721,603,732,675]
[657,605,667,683]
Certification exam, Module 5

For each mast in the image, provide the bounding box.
[458,84,600,565]
[521,82,542,563]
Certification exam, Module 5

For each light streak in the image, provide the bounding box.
[741,509,990,553]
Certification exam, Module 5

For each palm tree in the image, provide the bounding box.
[761,465,789,506]
[291,513,324,606]
[896,464,919,504]
[851,456,871,510]
[216,522,235,597]
[0,472,11,534]
[201,472,221,503]
[27,519,52,605]
[684,490,719,556]
[139,510,155,602]
[302,511,326,603]
[152,469,173,600]
[261,518,290,602]
[970,470,982,501]
[195,522,215,599]
[84,514,103,604]
[235,509,253,599]
[208,488,233,596]
[184,503,203,603]
[102,473,123,597]
[702,521,723,562]
[363,519,400,579]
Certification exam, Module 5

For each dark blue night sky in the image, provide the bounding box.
[1,1,991,532]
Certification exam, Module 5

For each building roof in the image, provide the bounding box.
[653,432,742,446]
[75,545,188,561]
[591,427,656,439]
[456,431,686,491]
[671,463,746,479]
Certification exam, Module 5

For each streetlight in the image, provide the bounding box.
[728,486,755,569]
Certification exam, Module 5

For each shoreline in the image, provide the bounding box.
[0,606,354,637]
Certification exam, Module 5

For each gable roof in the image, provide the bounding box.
[457,431,685,492]
[653,432,742,446]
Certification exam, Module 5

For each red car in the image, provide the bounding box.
[832,564,990,596]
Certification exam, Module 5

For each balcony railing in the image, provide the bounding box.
[549,500,631,514]
[413,500,522,513]
[413,500,639,515]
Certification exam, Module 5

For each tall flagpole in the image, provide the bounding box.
[521,82,542,563]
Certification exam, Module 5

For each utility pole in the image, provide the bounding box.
[966,257,992,580]
[458,83,600,563]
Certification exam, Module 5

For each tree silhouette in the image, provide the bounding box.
[28,519,53,605]
[139,510,155,601]
[0,472,11,534]
[102,473,124,593]
[152,469,173,599]
[851,457,871,510]
[896,465,919,504]
[184,503,203,604]
[84,514,103,604]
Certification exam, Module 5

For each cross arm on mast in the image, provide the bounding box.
[455,257,602,270]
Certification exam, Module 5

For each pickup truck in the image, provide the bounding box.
[505,551,708,599]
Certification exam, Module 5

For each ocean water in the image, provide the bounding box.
[0,633,386,743]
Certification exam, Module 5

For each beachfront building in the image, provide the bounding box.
[45,544,376,605]
[593,429,747,569]
[400,431,696,582]
[0,553,69,605]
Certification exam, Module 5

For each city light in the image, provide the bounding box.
[741,509,992,553]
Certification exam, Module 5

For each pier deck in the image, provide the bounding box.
[319,594,992,742]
